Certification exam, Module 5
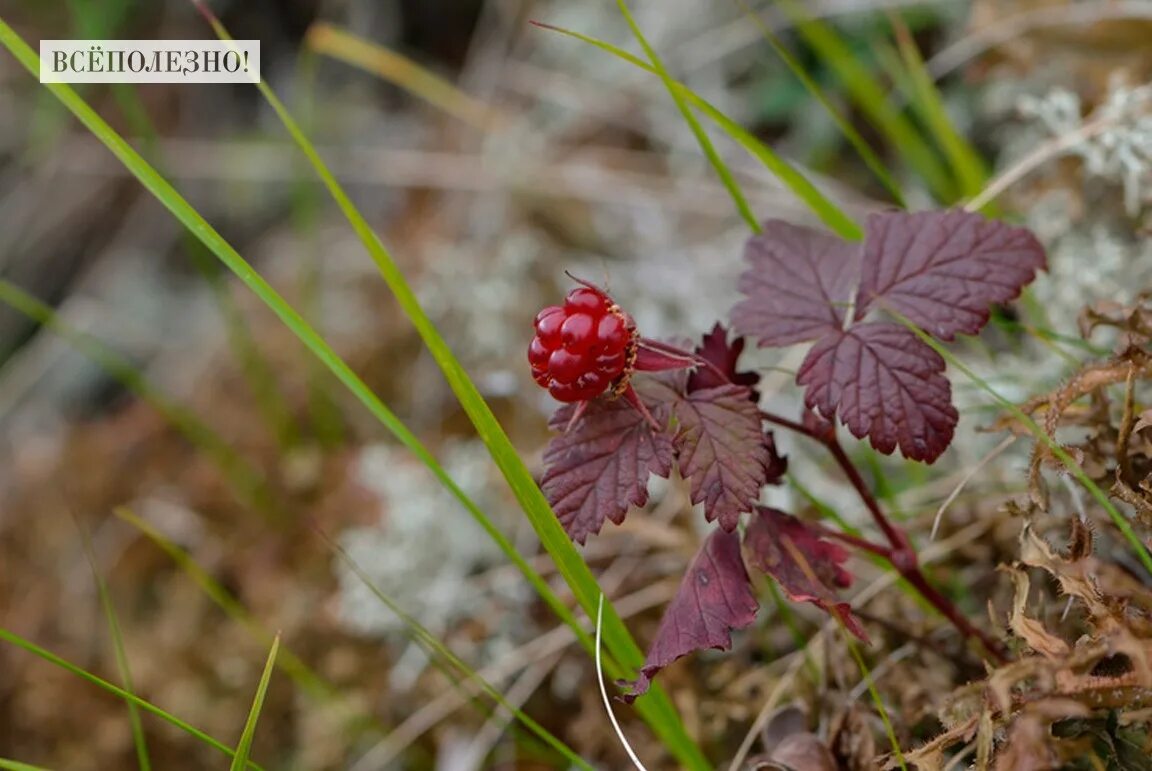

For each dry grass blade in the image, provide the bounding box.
[305,22,503,130]
[927,0,1152,80]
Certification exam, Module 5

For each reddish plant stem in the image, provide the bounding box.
[760,409,1008,663]
[809,522,891,559]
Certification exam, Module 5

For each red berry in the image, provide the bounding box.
[529,282,636,403]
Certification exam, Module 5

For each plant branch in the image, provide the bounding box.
[761,407,1008,663]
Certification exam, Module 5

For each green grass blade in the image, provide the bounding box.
[532,21,861,240]
[76,524,151,771]
[0,760,54,771]
[229,635,280,771]
[305,22,501,130]
[120,504,585,766]
[0,19,706,764]
[60,1,300,452]
[321,529,594,770]
[734,0,906,207]
[0,628,261,770]
[113,507,335,704]
[886,15,987,202]
[616,0,759,232]
[193,12,709,765]
[776,0,955,202]
[0,16,582,661]
[844,634,908,771]
[887,309,1152,576]
[0,279,273,514]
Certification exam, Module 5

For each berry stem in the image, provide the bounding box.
[760,409,1007,662]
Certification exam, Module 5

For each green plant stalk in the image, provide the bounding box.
[885,14,988,202]
[0,628,262,770]
[616,0,760,232]
[62,0,301,453]
[122,510,583,769]
[733,0,907,206]
[0,760,54,771]
[0,19,703,764]
[321,528,594,770]
[192,10,708,764]
[532,21,862,241]
[114,508,335,705]
[776,0,955,202]
[290,48,346,447]
[0,279,274,514]
[76,523,151,771]
[229,636,280,771]
[844,632,908,771]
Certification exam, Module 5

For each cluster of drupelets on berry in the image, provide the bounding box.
[528,285,637,403]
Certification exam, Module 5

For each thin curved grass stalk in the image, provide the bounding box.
[229,636,279,771]
[733,0,907,207]
[189,7,709,764]
[616,0,759,233]
[529,21,863,241]
[75,521,151,771]
[595,594,648,771]
[0,628,263,770]
[0,19,609,732]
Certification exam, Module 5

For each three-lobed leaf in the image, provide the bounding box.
[618,528,758,703]
[541,340,783,543]
[733,209,1046,463]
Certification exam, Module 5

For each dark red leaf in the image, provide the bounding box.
[797,322,957,463]
[619,528,758,702]
[687,323,760,397]
[541,385,675,545]
[745,507,867,641]
[856,209,1046,340]
[732,220,859,347]
[671,384,773,531]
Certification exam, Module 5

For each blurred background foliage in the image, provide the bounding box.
[2,0,1152,769]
